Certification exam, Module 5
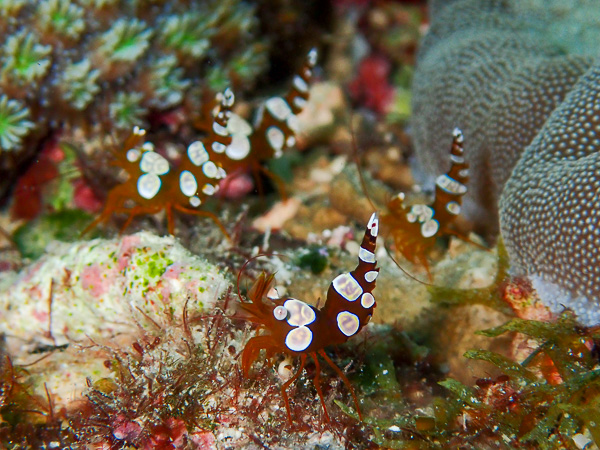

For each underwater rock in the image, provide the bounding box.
[0,231,229,358]
[412,0,600,324]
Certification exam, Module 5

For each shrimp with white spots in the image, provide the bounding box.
[382,128,472,279]
[238,213,379,423]
[212,48,318,198]
[82,89,236,237]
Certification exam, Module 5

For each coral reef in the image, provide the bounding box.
[4,0,600,448]
[411,0,600,324]
[0,0,327,202]
[354,313,600,449]
[501,62,600,325]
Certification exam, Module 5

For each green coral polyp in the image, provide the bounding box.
[60,59,101,110]
[2,31,52,83]
[109,91,146,129]
[0,95,34,151]
[160,13,213,59]
[0,0,27,16]
[148,55,190,108]
[98,18,152,63]
[37,0,85,39]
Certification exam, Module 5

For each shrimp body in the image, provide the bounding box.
[240,213,379,422]
[382,128,469,277]
[83,90,235,236]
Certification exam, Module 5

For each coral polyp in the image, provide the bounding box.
[59,58,101,110]
[37,0,86,40]
[160,12,213,60]
[0,0,316,195]
[108,91,147,130]
[96,18,152,66]
[1,31,52,85]
[0,95,34,151]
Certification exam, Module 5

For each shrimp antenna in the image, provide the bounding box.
[348,111,378,212]
[235,253,290,303]
[383,241,440,287]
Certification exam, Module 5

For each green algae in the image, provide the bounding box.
[297,245,329,274]
[341,313,600,449]
[13,209,94,259]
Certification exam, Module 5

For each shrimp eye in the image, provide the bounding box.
[273,305,288,321]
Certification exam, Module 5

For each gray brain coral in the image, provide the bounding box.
[412,0,600,324]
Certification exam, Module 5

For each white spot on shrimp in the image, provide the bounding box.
[359,247,376,263]
[421,219,439,238]
[293,75,308,93]
[436,174,467,195]
[367,213,379,237]
[189,196,201,207]
[307,48,318,66]
[202,161,219,178]
[179,170,197,197]
[285,326,312,352]
[266,126,285,151]
[226,135,251,160]
[202,183,217,196]
[410,204,434,222]
[213,121,228,137]
[222,88,235,107]
[293,96,307,109]
[212,142,226,154]
[140,151,169,176]
[450,154,465,164]
[227,113,252,136]
[365,271,378,283]
[284,299,316,327]
[137,173,161,199]
[361,292,375,308]
[273,305,288,321]
[452,127,463,142]
[337,311,360,337]
[141,142,154,152]
[126,148,141,162]
[332,273,362,301]
[266,97,292,122]
[187,141,209,166]
[133,126,146,136]
[286,115,300,133]
[446,201,461,215]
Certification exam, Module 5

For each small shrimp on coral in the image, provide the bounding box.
[382,128,470,279]
[82,89,236,237]
[239,213,380,423]
[215,48,318,198]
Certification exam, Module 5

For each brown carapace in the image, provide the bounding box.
[239,213,379,423]
[382,128,469,279]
